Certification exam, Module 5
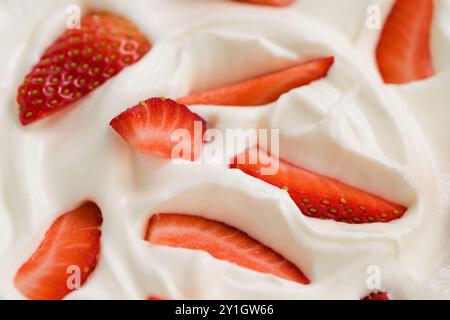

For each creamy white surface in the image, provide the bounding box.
[0,0,449,299]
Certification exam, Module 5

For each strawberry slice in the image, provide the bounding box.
[362,291,390,300]
[14,202,103,300]
[235,0,294,6]
[110,98,207,161]
[177,57,334,107]
[230,146,407,224]
[147,295,165,300]
[376,0,435,84]
[17,12,151,125]
[145,214,309,284]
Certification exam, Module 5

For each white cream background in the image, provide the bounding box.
[0,0,449,299]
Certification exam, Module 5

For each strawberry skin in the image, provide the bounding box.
[177,57,334,107]
[235,0,294,6]
[376,0,435,84]
[363,291,390,300]
[230,146,407,224]
[145,213,309,284]
[110,98,207,161]
[17,12,151,125]
[14,202,103,300]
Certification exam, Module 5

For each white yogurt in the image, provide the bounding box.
[0,0,449,299]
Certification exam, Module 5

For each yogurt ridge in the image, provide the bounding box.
[0,0,449,299]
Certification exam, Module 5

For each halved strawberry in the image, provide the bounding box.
[230,146,407,224]
[110,98,207,161]
[14,202,103,300]
[177,57,334,106]
[235,0,294,6]
[362,291,390,300]
[17,12,151,125]
[145,214,309,284]
[376,0,434,84]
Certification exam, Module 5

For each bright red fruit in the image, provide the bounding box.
[376,0,435,84]
[145,214,309,284]
[230,146,407,224]
[17,12,151,125]
[110,98,207,161]
[14,202,103,300]
[177,57,334,107]
[147,295,165,300]
[363,291,390,300]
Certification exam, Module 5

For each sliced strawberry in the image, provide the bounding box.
[147,295,165,300]
[177,57,334,107]
[145,214,309,284]
[17,12,151,125]
[376,0,434,84]
[235,0,294,6]
[110,98,207,161]
[14,202,103,300]
[362,291,390,300]
[230,146,407,224]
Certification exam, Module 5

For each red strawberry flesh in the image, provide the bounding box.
[145,213,309,284]
[14,202,103,300]
[363,291,390,300]
[110,98,207,161]
[376,0,435,84]
[177,57,334,107]
[17,12,151,125]
[230,146,407,224]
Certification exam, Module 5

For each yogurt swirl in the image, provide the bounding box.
[0,0,449,299]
